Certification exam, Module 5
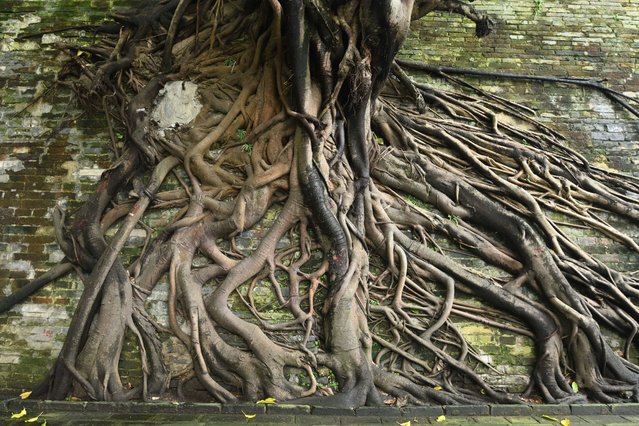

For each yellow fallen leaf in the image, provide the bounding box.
[24,413,43,423]
[19,391,32,400]
[436,415,446,422]
[398,421,411,426]
[11,408,27,419]
[541,415,558,422]
[242,411,256,419]
[560,419,570,426]
[434,386,442,391]
[256,397,276,405]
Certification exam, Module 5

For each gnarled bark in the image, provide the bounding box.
[2,0,638,407]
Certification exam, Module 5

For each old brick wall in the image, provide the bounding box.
[0,0,637,394]
[0,0,137,394]
[402,0,639,173]
[402,0,639,390]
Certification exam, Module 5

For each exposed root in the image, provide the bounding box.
[2,0,638,407]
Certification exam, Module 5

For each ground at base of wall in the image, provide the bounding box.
[3,400,639,425]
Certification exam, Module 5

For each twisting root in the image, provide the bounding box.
[3,0,638,407]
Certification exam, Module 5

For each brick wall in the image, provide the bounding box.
[402,0,639,173]
[0,0,134,394]
[402,0,639,390]
[0,0,638,394]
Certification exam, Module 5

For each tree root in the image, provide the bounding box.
[3,0,638,407]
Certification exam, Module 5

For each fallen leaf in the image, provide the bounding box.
[398,421,411,426]
[11,408,27,419]
[571,381,579,393]
[560,419,570,426]
[19,391,32,400]
[256,397,276,405]
[434,386,442,391]
[24,412,43,423]
[436,415,446,422]
[242,411,256,419]
[541,415,558,422]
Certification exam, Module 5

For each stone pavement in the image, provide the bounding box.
[3,400,639,425]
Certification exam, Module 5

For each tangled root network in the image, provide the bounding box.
[4,0,639,407]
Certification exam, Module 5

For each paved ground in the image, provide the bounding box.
[3,400,639,425]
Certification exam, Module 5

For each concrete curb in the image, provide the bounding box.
[4,400,639,417]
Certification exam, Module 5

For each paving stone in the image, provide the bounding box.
[340,415,383,424]
[436,416,478,424]
[573,415,631,424]
[246,414,295,424]
[471,415,511,424]
[381,417,416,424]
[106,412,165,422]
[504,416,541,424]
[112,402,181,414]
[297,414,343,425]
[536,415,570,424]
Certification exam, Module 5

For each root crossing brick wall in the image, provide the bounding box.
[0,0,637,393]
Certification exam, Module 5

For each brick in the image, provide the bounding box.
[311,406,356,416]
[530,404,571,416]
[570,404,611,415]
[610,404,639,415]
[356,406,401,417]
[445,405,490,416]
[221,403,265,415]
[490,405,533,416]
[267,404,311,415]
[402,406,444,417]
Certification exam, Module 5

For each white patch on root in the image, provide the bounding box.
[151,81,203,135]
